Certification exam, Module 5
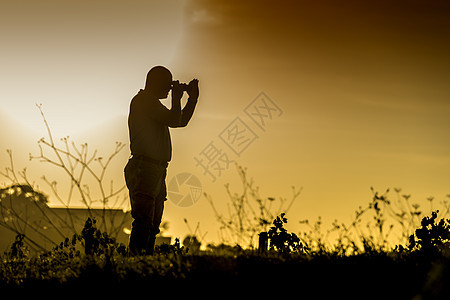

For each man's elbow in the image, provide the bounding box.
[166,113,182,127]
[175,113,191,127]
[169,119,188,128]
[176,120,188,128]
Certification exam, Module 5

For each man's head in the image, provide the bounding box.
[145,66,173,99]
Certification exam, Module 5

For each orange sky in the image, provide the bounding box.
[1,0,450,243]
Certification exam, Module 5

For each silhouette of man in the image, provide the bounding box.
[124,66,199,255]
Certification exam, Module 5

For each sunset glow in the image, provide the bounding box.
[1,0,450,245]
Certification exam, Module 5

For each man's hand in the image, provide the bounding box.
[187,79,199,100]
[171,80,184,101]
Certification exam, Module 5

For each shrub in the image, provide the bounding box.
[408,210,450,255]
[267,213,308,254]
[4,234,29,259]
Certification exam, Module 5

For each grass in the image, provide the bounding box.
[0,214,449,299]
[0,246,445,299]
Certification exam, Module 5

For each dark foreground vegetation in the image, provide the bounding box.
[1,214,449,299]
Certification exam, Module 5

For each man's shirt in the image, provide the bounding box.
[128,90,197,162]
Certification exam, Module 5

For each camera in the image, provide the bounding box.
[171,81,188,90]
[179,83,189,91]
[171,81,190,93]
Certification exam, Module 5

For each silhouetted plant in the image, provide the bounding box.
[5,234,29,259]
[205,243,243,256]
[206,164,302,247]
[155,238,186,256]
[79,217,126,256]
[182,235,201,254]
[267,213,307,254]
[408,210,450,256]
[0,105,130,252]
[183,218,207,250]
[31,105,128,233]
[299,216,330,254]
[299,187,450,254]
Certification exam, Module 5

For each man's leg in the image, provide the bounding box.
[146,177,166,254]
[129,219,148,255]
[146,199,165,254]
[129,192,156,255]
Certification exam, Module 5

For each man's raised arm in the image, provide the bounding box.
[172,79,199,128]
